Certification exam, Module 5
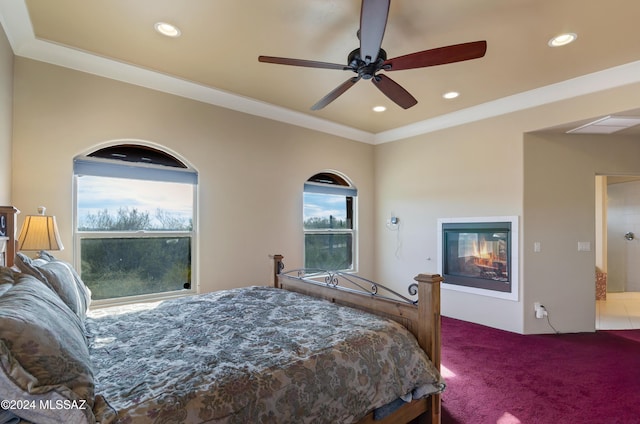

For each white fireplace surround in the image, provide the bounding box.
[437,216,519,301]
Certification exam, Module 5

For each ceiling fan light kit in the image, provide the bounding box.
[258,0,487,111]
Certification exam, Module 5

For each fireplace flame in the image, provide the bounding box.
[472,239,494,260]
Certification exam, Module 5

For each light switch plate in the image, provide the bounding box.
[578,241,591,252]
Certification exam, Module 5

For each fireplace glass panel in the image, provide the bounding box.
[443,222,511,293]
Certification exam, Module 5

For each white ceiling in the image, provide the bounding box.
[1,0,640,143]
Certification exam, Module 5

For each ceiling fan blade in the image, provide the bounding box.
[259,55,349,70]
[359,0,390,64]
[372,74,417,109]
[311,76,361,110]
[384,40,487,71]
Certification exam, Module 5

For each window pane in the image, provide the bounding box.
[81,237,191,300]
[77,175,193,231]
[304,233,353,270]
[303,192,351,229]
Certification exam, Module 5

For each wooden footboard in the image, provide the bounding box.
[272,255,443,424]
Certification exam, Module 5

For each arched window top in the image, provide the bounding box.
[75,143,197,184]
[88,144,187,168]
[304,171,356,197]
[307,172,350,187]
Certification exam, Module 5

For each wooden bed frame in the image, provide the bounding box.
[272,255,443,424]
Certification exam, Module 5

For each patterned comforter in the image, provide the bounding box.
[86,286,445,424]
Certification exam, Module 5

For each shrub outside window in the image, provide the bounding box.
[74,144,197,304]
[303,172,356,271]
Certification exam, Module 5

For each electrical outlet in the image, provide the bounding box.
[534,302,548,319]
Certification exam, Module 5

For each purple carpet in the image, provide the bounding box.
[440,316,640,423]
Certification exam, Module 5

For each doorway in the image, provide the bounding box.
[596,175,640,329]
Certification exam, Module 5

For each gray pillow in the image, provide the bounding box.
[15,253,91,321]
[0,271,96,423]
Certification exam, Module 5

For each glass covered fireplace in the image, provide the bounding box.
[438,216,518,301]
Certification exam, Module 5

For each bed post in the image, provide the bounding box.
[414,273,443,424]
[273,254,284,288]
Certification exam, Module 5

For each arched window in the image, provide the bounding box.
[73,143,197,304]
[303,171,356,271]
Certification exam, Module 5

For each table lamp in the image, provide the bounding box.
[17,206,64,251]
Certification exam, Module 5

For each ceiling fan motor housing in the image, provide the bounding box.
[348,48,387,79]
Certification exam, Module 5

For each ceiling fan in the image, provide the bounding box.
[258,0,487,111]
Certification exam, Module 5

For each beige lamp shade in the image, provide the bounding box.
[17,208,64,251]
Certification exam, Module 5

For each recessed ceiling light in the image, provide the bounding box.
[373,106,386,112]
[548,33,577,47]
[154,22,181,38]
[443,91,459,100]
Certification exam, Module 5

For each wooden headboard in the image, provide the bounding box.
[0,206,19,267]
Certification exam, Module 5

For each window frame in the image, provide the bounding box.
[303,171,357,272]
[73,143,198,307]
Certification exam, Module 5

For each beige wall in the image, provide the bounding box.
[0,23,12,204]
[11,58,375,293]
[523,132,640,333]
[375,81,640,334]
[374,114,524,332]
